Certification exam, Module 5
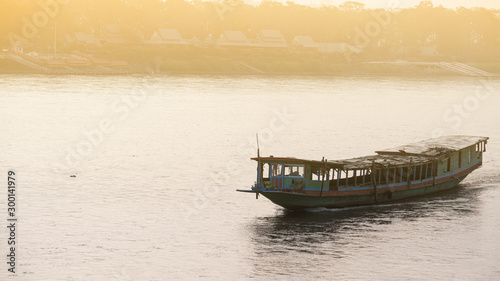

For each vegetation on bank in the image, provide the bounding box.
[2,0,500,64]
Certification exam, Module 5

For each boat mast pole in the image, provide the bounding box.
[320,157,326,196]
[256,134,261,199]
[371,160,378,203]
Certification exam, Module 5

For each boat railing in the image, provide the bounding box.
[328,161,437,190]
[257,160,441,192]
[252,182,266,192]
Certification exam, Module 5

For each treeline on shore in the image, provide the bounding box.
[1,0,500,62]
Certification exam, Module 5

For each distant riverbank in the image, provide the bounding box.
[1,55,499,76]
[153,59,500,76]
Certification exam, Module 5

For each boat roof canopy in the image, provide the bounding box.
[375,135,488,157]
[252,155,432,169]
[251,135,488,170]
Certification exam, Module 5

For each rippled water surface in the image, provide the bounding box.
[1,74,499,280]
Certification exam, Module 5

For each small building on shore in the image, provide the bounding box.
[291,36,364,58]
[290,36,318,49]
[254,30,288,48]
[396,46,438,57]
[99,24,130,45]
[421,46,438,56]
[217,30,253,48]
[316,43,350,54]
[65,32,101,51]
[145,28,190,47]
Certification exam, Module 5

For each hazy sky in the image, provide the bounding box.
[255,0,500,9]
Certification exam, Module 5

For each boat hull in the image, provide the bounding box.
[259,174,468,210]
[241,135,488,210]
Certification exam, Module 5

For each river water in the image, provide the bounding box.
[1,74,499,280]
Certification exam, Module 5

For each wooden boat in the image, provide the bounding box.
[237,135,488,210]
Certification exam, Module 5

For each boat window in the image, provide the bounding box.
[330,169,336,180]
[380,168,388,184]
[468,148,471,164]
[271,164,282,177]
[347,170,357,186]
[311,169,324,181]
[447,158,451,172]
[393,168,400,183]
[402,166,410,181]
[284,165,304,177]
[262,163,270,179]
[412,166,417,181]
[363,169,372,185]
[424,163,430,178]
[392,167,399,183]
[329,169,339,190]
[347,170,354,184]
[458,151,462,168]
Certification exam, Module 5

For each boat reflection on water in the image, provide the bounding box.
[247,183,486,279]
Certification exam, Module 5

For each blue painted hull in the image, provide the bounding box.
[259,174,467,210]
